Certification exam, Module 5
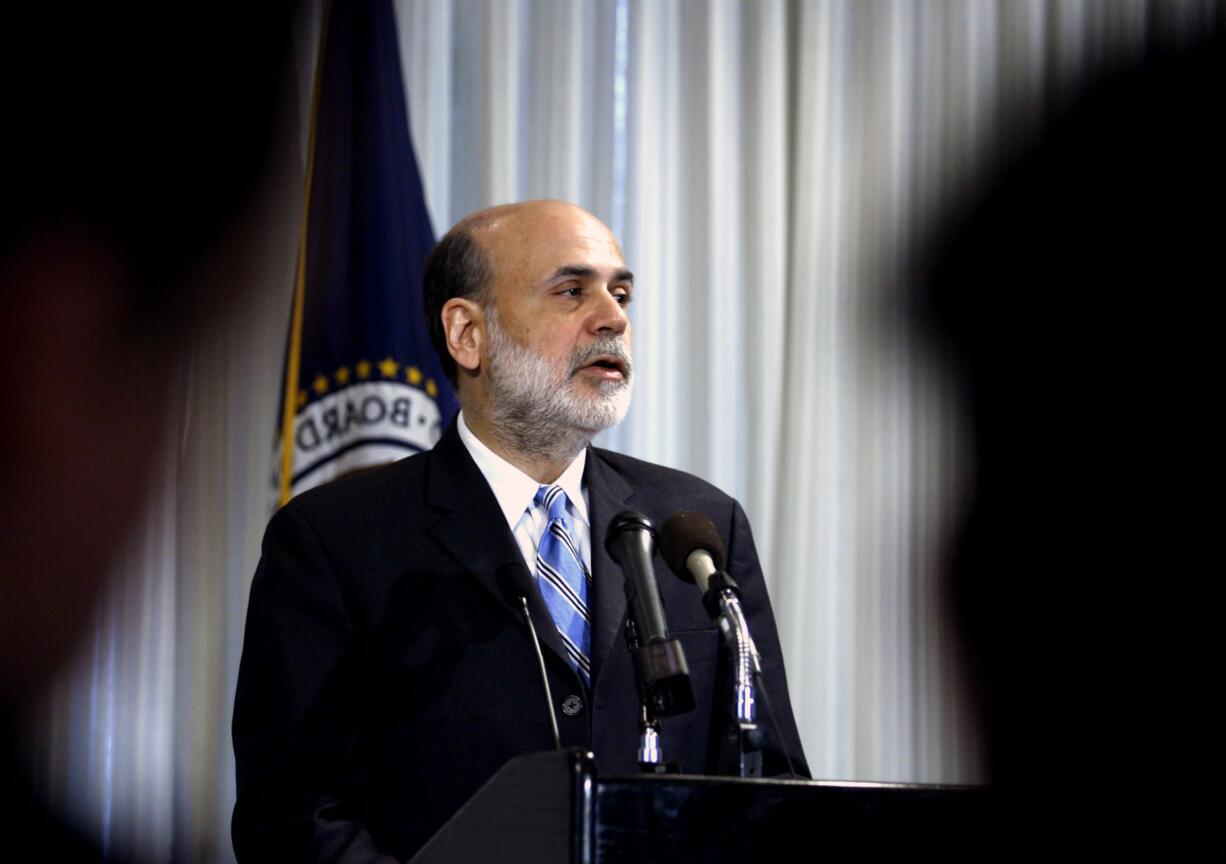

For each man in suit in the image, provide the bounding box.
[232,200,807,862]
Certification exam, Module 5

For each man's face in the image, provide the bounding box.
[478,202,634,445]
[484,302,632,440]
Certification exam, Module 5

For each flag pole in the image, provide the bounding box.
[279,0,332,506]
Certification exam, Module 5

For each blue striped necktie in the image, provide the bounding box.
[533,484,592,686]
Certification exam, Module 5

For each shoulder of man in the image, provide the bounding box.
[273,450,430,536]
[587,445,738,513]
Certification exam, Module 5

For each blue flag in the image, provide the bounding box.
[276,0,457,503]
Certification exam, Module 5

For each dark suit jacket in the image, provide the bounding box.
[232,422,807,862]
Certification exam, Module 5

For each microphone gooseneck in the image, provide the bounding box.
[496,563,561,750]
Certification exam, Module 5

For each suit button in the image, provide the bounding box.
[561,694,583,716]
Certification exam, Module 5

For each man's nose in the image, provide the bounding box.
[589,289,629,336]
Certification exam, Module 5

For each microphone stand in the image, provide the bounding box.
[657,510,798,778]
[622,616,670,773]
[704,572,763,778]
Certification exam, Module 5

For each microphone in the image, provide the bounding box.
[658,509,756,648]
[605,511,695,717]
[496,562,561,750]
[659,510,799,778]
[659,510,747,624]
[607,511,671,644]
[659,509,727,595]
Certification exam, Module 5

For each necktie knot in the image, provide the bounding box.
[534,484,570,525]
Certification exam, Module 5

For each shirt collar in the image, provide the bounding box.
[456,411,589,528]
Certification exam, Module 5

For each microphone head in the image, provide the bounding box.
[659,511,727,579]
[495,561,535,603]
[605,510,655,561]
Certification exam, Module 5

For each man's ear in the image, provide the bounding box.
[441,297,483,374]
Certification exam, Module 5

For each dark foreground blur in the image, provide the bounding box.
[919,25,1224,861]
[1,5,294,860]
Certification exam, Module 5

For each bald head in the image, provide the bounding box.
[453,199,611,241]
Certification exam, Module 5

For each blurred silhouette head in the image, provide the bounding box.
[919,28,1223,856]
[0,5,293,698]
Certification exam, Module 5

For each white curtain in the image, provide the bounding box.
[25,1,1218,860]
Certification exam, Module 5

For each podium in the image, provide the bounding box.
[409,749,990,863]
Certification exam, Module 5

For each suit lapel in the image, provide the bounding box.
[583,447,634,685]
[426,423,571,667]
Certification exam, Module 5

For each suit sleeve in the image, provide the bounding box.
[725,499,811,778]
[231,502,398,864]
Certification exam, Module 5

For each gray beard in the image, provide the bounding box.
[484,306,633,464]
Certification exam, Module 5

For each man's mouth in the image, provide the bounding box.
[573,352,630,382]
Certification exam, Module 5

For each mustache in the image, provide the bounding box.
[569,337,633,379]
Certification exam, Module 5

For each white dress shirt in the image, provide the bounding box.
[456,411,592,573]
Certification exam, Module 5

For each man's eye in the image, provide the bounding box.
[613,290,632,306]
[559,286,582,297]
